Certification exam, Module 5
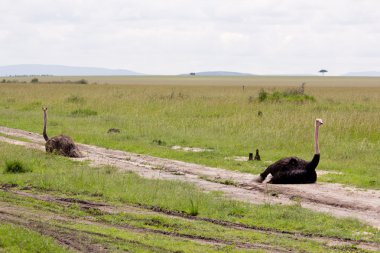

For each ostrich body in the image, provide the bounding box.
[258,119,323,184]
[43,107,82,158]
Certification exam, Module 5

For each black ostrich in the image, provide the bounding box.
[257,118,323,184]
[42,107,82,158]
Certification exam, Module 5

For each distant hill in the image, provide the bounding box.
[0,64,142,76]
[183,71,254,76]
[344,71,380,77]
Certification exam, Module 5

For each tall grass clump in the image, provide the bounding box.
[4,160,31,173]
[189,199,199,216]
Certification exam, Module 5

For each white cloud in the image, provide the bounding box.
[0,0,380,74]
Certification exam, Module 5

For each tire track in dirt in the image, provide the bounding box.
[1,186,379,251]
[0,208,183,253]
[0,197,290,253]
[0,210,108,253]
[0,126,379,230]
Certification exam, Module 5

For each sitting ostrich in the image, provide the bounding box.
[42,107,82,158]
[257,118,323,184]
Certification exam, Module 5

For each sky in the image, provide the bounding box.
[1,0,380,75]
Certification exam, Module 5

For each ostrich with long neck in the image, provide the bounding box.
[257,118,323,184]
[43,107,82,158]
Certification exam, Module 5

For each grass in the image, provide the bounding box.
[0,190,340,253]
[65,95,86,104]
[0,76,378,252]
[258,88,315,102]
[0,223,69,253]
[59,222,258,253]
[0,142,378,244]
[0,77,379,189]
[4,160,31,173]
[70,108,98,117]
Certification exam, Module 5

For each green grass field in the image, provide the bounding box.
[0,76,379,189]
[0,141,378,252]
[0,76,379,252]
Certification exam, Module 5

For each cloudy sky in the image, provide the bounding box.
[1,0,379,75]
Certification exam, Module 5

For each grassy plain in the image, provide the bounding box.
[0,141,379,252]
[0,76,379,189]
[0,76,380,252]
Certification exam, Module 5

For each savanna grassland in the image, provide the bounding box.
[0,76,379,189]
[0,76,379,252]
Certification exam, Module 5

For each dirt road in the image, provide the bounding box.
[0,126,379,229]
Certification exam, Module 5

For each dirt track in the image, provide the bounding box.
[1,187,379,252]
[0,196,291,253]
[0,126,379,229]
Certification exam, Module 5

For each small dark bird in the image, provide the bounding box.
[254,149,261,161]
[256,119,323,184]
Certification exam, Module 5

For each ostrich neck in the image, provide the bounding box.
[314,124,320,154]
[43,111,49,141]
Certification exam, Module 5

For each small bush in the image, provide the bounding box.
[4,160,31,173]
[258,89,315,103]
[30,78,39,83]
[258,89,268,102]
[76,79,88,84]
[70,109,98,117]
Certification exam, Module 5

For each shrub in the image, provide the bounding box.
[30,78,39,83]
[77,79,88,84]
[4,160,31,173]
[258,88,315,103]
[258,89,268,102]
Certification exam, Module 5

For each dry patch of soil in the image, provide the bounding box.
[171,145,213,152]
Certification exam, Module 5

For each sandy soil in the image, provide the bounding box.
[0,126,379,230]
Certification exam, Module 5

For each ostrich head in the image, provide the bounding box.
[42,107,48,112]
[316,118,323,127]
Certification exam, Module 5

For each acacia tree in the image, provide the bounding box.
[319,69,328,76]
